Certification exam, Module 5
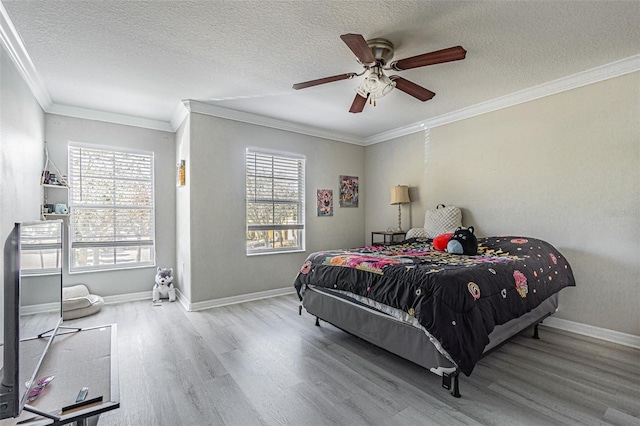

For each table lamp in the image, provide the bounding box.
[390,185,410,232]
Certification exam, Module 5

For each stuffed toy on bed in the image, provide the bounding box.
[446,226,478,255]
[433,232,453,251]
[152,267,176,302]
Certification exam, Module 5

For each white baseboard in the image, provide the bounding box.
[103,291,153,304]
[20,287,297,315]
[23,292,638,350]
[174,289,189,311]
[21,302,59,315]
[543,317,640,350]
[186,287,296,312]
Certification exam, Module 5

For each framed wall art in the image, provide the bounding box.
[316,189,333,216]
[177,160,186,186]
[339,175,358,208]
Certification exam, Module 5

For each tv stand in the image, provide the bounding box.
[7,324,119,426]
[37,326,82,340]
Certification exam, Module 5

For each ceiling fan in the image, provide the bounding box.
[292,34,466,113]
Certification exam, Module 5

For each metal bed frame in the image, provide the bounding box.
[299,285,559,398]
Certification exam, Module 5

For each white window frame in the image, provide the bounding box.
[246,149,305,255]
[68,142,156,273]
[19,220,63,277]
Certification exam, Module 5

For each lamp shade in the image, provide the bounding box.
[390,185,410,205]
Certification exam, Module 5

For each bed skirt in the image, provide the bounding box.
[302,285,559,372]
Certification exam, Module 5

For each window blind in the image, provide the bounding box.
[68,143,155,272]
[246,150,305,254]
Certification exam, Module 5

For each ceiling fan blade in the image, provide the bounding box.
[349,93,368,113]
[292,73,356,90]
[340,33,376,65]
[392,77,435,101]
[391,46,466,71]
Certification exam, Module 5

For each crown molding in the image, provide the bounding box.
[48,103,174,132]
[183,100,366,145]
[363,54,640,145]
[171,101,190,131]
[48,52,639,141]
[3,0,636,144]
[0,2,52,110]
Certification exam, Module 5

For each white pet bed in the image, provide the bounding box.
[62,284,104,320]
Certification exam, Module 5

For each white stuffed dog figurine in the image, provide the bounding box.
[153,267,176,302]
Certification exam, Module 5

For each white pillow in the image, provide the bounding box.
[423,205,462,238]
[406,228,427,239]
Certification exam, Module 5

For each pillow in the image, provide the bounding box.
[433,232,453,251]
[423,204,462,238]
[406,228,427,239]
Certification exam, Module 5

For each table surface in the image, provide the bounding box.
[1,324,119,426]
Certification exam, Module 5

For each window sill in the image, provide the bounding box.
[69,263,156,274]
[246,248,305,257]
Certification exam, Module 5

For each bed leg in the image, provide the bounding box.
[315,317,320,327]
[442,370,461,398]
[533,323,540,339]
[452,373,461,398]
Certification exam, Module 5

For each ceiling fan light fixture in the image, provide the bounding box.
[292,33,466,113]
[356,68,395,101]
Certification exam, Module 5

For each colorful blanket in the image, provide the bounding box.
[294,236,576,375]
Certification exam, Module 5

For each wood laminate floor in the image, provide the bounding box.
[15,295,640,425]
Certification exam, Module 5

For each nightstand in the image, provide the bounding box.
[371,231,407,246]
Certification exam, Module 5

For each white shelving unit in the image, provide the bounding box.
[41,143,69,221]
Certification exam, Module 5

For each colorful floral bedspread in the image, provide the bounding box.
[294,236,575,375]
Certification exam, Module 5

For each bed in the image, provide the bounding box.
[294,235,576,397]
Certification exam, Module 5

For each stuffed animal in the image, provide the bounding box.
[153,267,176,302]
[433,232,453,251]
[447,226,478,255]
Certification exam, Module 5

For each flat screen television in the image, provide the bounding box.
[0,221,64,420]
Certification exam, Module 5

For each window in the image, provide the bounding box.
[20,221,63,276]
[68,143,155,272]
[246,149,305,255]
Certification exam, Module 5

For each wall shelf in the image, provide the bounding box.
[41,142,69,222]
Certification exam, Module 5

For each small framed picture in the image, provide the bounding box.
[339,175,358,207]
[177,160,186,186]
[317,189,333,216]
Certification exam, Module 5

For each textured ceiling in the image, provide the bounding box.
[2,0,639,140]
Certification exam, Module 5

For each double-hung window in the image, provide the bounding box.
[68,142,155,272]
[19,221,63,276]
[246,149,305,255]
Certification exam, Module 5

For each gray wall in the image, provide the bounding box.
[4,37,636,338]
[364,131,429,236]
[364,72,640,336]
[185,112,366,304]
[44,114,176,298]
[0,46,45,338]
[175,118,192,302]
[0,48,44,231]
